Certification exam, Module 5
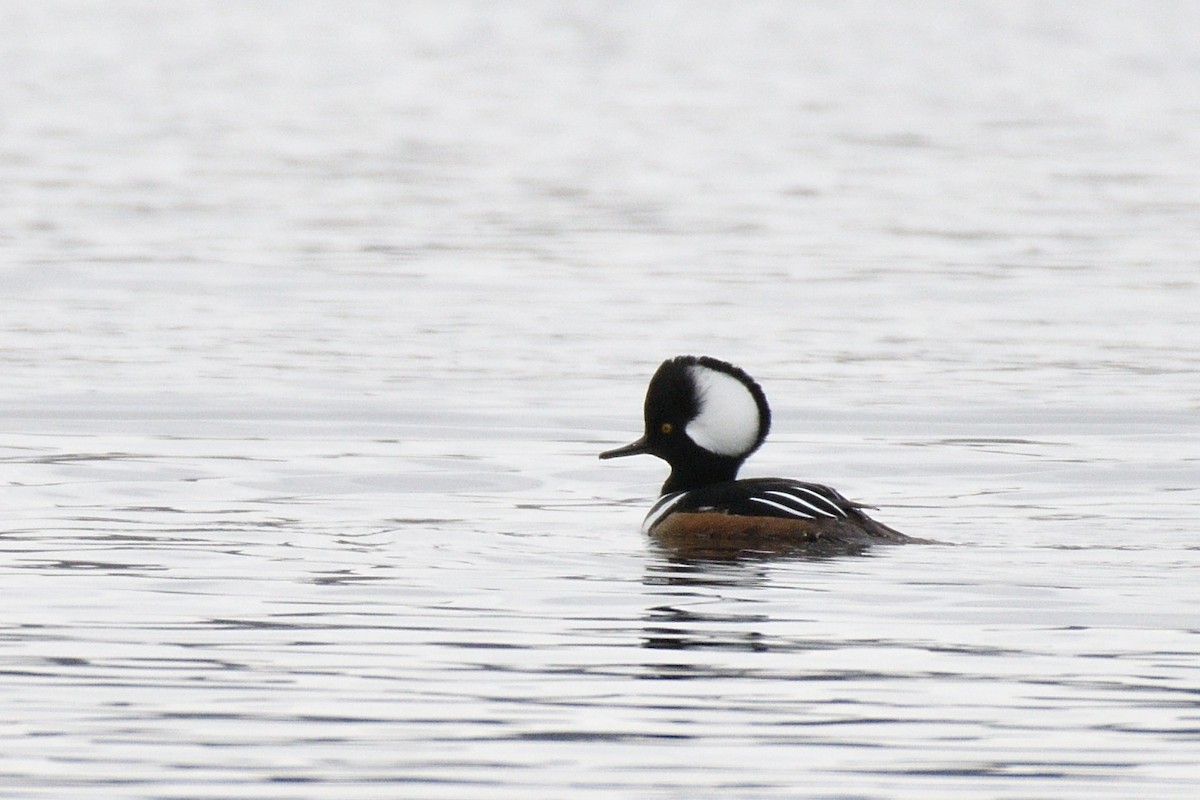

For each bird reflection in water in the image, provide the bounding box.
[639,549,850,661]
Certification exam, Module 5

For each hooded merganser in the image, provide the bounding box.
[600,355,921,556]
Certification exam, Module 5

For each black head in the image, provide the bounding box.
[599,355,772,494]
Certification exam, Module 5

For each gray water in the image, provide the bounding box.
[3,2,1200,797]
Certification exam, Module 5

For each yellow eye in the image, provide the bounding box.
[660,422,673,434]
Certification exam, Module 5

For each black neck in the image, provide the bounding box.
[661,452,744,495]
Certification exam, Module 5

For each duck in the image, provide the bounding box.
[600,355,923,557]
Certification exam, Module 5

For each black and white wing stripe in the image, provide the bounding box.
[643,478,862,531]
[748,485,849,519]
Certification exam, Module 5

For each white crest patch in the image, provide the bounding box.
[684,364,762,457]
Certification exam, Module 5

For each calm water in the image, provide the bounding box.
[3,2,1200,797]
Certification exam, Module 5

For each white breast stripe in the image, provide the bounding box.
[750,496,815,519]
[764,489,842,519]
[642,491,689,533]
